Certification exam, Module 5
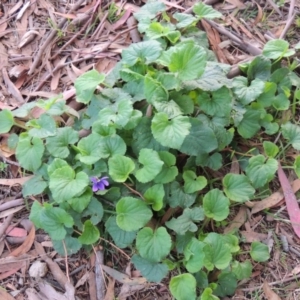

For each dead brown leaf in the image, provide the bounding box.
[225,0,246,9]
[289,264,300,276]
[10,223,35,257]
[263,281,281,300]
[253,1,263,25]
[101,265,147,285]
[2,68,24,104]
[0,288,15,300]
[224,206,247,234]
[104,277,115,300]
[240,230,268,243]
[251,179,300,214]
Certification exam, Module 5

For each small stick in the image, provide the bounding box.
[62,240,70,282]
[279,13,296,39]
[0,199,24,212]
[0,214,14,240]
[266,0,284,18]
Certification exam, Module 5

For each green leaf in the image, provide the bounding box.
[160,41,207,81]
[92,122,116,136]
[263,39,291,59]
[176,232,194,254]
[136,149,164,183]
[180,118,218,156]
[237,108,261,138]
[76,133,102,164]
[153,100,183,118]
[16,134,44,172]
[247,55,271,81]
[166,207,205,235]
[151,113,191,149]
[193,2,222,19]
[184,62,232,92]
[233,77,265,105]
[184,238,205,273]
[131,255,168,282]
[222,234,240,253]
[197,87,232,117]
[183,170,207,193]
[22,175,47,197]
[75,70,105,104]
[154,151,178,184]
[30,203,74,241]
[200,288,219,300]
[294,156,300,178]
[99,135,127,158]
[67,187,92,213]
[263,141,279,158]
[133,2,166,23]
[46,127,79,159]
[167,181,197,208]
[82,197,103,225]
[245,155,278,188]
[108,155,135,182]
[0,109,14,133]
[203,233,232,270]
[49,166,89,203]
[170,273,197,300]
[132,117,168,155]
[174,12,197,28]
[144,184,165,211]
[231,260,252,280]
[203,189,230,221]
[53,236,82,256]
[105,216,137,248]
[116,197,153,231]
[98,100,133,128]
[257,82,277,107]
[144,74,169,104]
[214,271,237,297]
[206,152,223,170]
[27,114,56,138]
[223,174,255,202]
[272,93,290,110]
[78,220,100,245]
[47,158,69,177]
[122,40,163,66]
[136,227,172,262]
[250,242,270,262]
[281,122,300,150]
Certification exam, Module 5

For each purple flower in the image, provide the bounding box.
[90,176,109,192]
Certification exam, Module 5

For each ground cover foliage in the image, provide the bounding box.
[1,1,300,299]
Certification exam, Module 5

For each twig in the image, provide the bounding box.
[266,0,284,18]
[240,272,300,291]
[0,156,21,167]
[204,19,262,56]
[99,237,130,260]
[62,240,70,282]
[279,12,296,39]
[0,199,24,212]
[28,0,86,75]
[0,214,14,242]
[288,0,296,20]
[94,248,106,300]
[123,182,144,200]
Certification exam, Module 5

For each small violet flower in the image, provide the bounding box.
[90,176,109,192]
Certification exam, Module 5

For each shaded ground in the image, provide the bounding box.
[0,0,300,299]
